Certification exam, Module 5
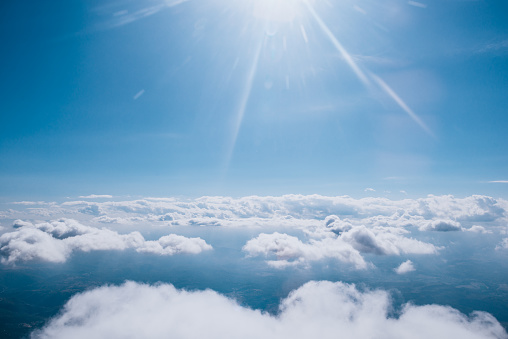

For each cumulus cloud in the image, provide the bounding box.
[418,219,462,232]
[32,281,507,339]
[411,195,506,223]
[243,223,437,269]
[324,215,353,234]
[243,232,368,269]
[0,227,71,263]
[466,225,492,234]
[0,219,212,264]
[12,219,34,228]
[395,260,416,274]
[2,195,505,256]
[3,195,506,234]
[138,234,212,255]
[341,225,437,255]
[78,195,113,199]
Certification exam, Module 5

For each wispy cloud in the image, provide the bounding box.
[133,89,145,100]
[79,194,113,199]
[94,0,189,30]
[407,1,428,9]
[477,40,508,54]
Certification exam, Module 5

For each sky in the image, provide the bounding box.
[1,0,508,199]
[1,0,508,338]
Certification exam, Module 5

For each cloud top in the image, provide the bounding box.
[243,232,368,269]
[0,219,212,264]
[395,260,416,274]
[32,281,507,339]
[6,194,506,232]
[243,216,438,269]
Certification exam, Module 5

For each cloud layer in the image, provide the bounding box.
[5,194,506,231]
[0,219,212,263]
[32,281,507,339]
[2,194,506,267]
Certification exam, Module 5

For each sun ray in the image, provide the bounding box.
[303,0,433,137]
[303,0,370,86]
[370,72,435,137]
[223,36,264,172]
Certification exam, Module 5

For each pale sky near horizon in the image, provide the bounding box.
[1,0,508,199]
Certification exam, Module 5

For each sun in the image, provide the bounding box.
[252,0,303,23]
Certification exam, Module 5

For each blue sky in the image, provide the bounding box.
[1,0,508,199]
[3,3,508,337]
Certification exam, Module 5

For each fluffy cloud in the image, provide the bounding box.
[32,281,507,339]
[243,232,368,269]
[138,234,212,255]
[3,194,503,268]
[410,195,506,222]
[243,223,437,269]
[0,219,211,264]
[466,225,492,234]
[417,219,462,232]
[341,225,437,255]
[395,260,416,274]
[4,195,506,234]
[324,215,353,234]
[0,227,71,263]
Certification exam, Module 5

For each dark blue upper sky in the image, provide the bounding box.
[1,0,508,199]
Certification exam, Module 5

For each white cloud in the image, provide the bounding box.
[395,260,416,274]
[418,219,462,232]
[410,195,506,222]
[408,1,427,9]
[12,219,34,228]
[364,188,376,192]
[3,194,505,235]
[496,238,508,250]
[466,225,492,234]
[243,232,368,270]
[341,225,438,255]
[78,195,113,199]
[138,234,212,255]
[0,227,71,263]
[12,201,55,205]
[2,194,503,270]
[32,281,507,339]
[243,223,437,269]
[323,215,353,234]
[0,219,212,264]
[133,89,145,100]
